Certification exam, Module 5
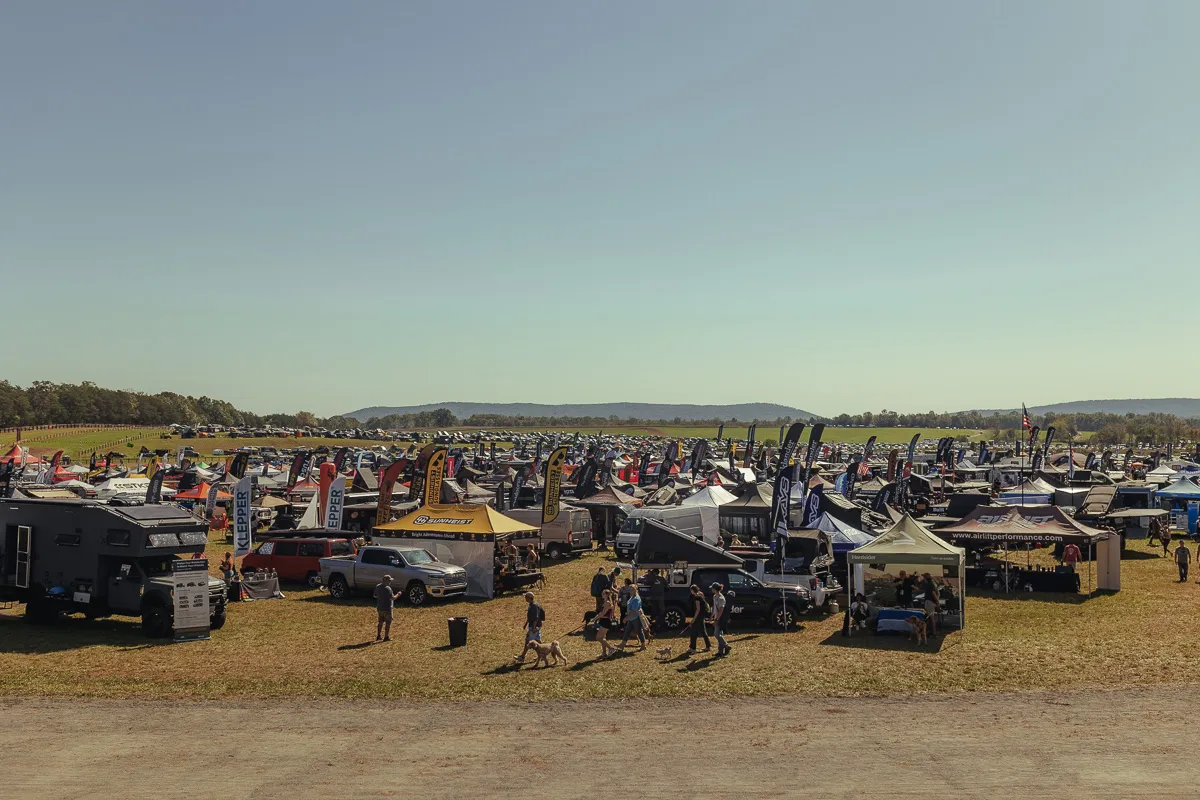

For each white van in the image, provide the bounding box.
[613,506,712,561]
[505,505,594,560]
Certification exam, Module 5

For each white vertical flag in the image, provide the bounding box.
[233,475,254,557]
[324,475,346,530]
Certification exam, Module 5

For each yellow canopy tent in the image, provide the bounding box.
[376,503,538,540]
[374,504,539,597]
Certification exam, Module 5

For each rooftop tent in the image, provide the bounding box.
[935,504,1108,547]
[173,481,233,501]
[1077,484,1117,520]
[374,503,540,598]
[288,478,319,496]
[632,518,743,568]
[254,494,292,509]
[645,484,678,507]
[352,467,379,492]
[1154,478,1200,500]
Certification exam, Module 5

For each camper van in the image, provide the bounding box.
[613,506,711,561]
[505,505,593,559]
[0,498,228,637]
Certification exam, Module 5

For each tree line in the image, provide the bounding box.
[3,381,1200,446]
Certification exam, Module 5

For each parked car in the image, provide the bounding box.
[318,545,469,606]
[639,565,810,630]
[242,537,356,587]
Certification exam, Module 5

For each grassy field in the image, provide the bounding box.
[0,532,1192,702]
[15,426,989,462]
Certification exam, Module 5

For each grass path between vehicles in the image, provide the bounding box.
[0,533,1196,702]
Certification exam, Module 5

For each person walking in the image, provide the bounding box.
[920,573,939,637]
[1160,523,1172,558]
[646,568,667,632]
[513,591,546,663]
[589,567,609,614]
[374,574,401,642]
[617,578,633,625]
[617,584,647,650]
[595,588,618,658]
[710,582,730,657]
[1175,540,1191,582]
[687,584,711,655]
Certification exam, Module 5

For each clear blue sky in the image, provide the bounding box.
[3,2,1198,417]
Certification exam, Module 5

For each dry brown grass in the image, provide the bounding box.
[0,533,1194,701]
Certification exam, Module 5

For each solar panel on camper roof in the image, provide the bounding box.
[110,505,197,523]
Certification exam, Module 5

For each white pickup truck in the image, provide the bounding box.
[319,545,469,607]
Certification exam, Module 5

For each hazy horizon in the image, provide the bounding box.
[4,2,1199,416]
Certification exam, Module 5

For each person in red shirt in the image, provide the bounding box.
[1062,542,1081,572]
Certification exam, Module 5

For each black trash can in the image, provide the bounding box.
[448,616,469,648]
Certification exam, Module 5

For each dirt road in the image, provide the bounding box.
[3,688,1194,798]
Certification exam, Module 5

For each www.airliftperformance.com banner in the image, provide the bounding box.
[171,559,210,642]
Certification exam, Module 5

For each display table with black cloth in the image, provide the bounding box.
[495,570,544,594]
[965,565,1079,593]
[241,576,283,600]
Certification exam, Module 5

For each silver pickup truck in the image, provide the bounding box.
[319,545,468,606]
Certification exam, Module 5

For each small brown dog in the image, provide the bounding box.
[655,646,673,660]
[528,639,568,667]
[906,616,927,645]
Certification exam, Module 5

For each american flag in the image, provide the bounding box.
[1021,404,1032,430]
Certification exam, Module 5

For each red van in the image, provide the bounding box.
[242,537,356,587]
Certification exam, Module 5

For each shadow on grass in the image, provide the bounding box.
[677,653,722,672]
[338,641,377,651]
[970,588,1089,605]
[818,628,949,653]
[430,644,462,652]
[1121,549,1167,561]
[0,612,168,654]
[481,662,524,676]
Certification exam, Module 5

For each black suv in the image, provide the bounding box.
[641,567,810,631]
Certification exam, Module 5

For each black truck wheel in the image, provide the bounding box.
[406,581,428,606]
[142,599,172,638]
[662,605,686,631]
[327,574,350,599]
[770,603,798,630]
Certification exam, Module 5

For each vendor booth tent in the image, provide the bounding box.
[847,514,966,630]
[679,484,737,541]
[1154,478,1200,500]
[809,512,875,553]
[374,504,538,598]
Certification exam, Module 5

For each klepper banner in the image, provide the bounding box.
[542,446,568,524]
[317,462,337,523]
[324,475,346,530]
[233,475,254,557]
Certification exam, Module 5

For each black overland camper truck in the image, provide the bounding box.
[0,498,228,637]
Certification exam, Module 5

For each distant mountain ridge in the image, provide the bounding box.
[970,398,1200,418]
[345,401,819,422]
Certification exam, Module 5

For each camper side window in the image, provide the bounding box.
[106,529,132,547]
[54,533,81,547]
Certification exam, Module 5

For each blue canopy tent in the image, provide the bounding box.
[809,511,875,555]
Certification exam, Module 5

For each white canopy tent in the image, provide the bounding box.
[679,484,737,537]
[846,514,966,633]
